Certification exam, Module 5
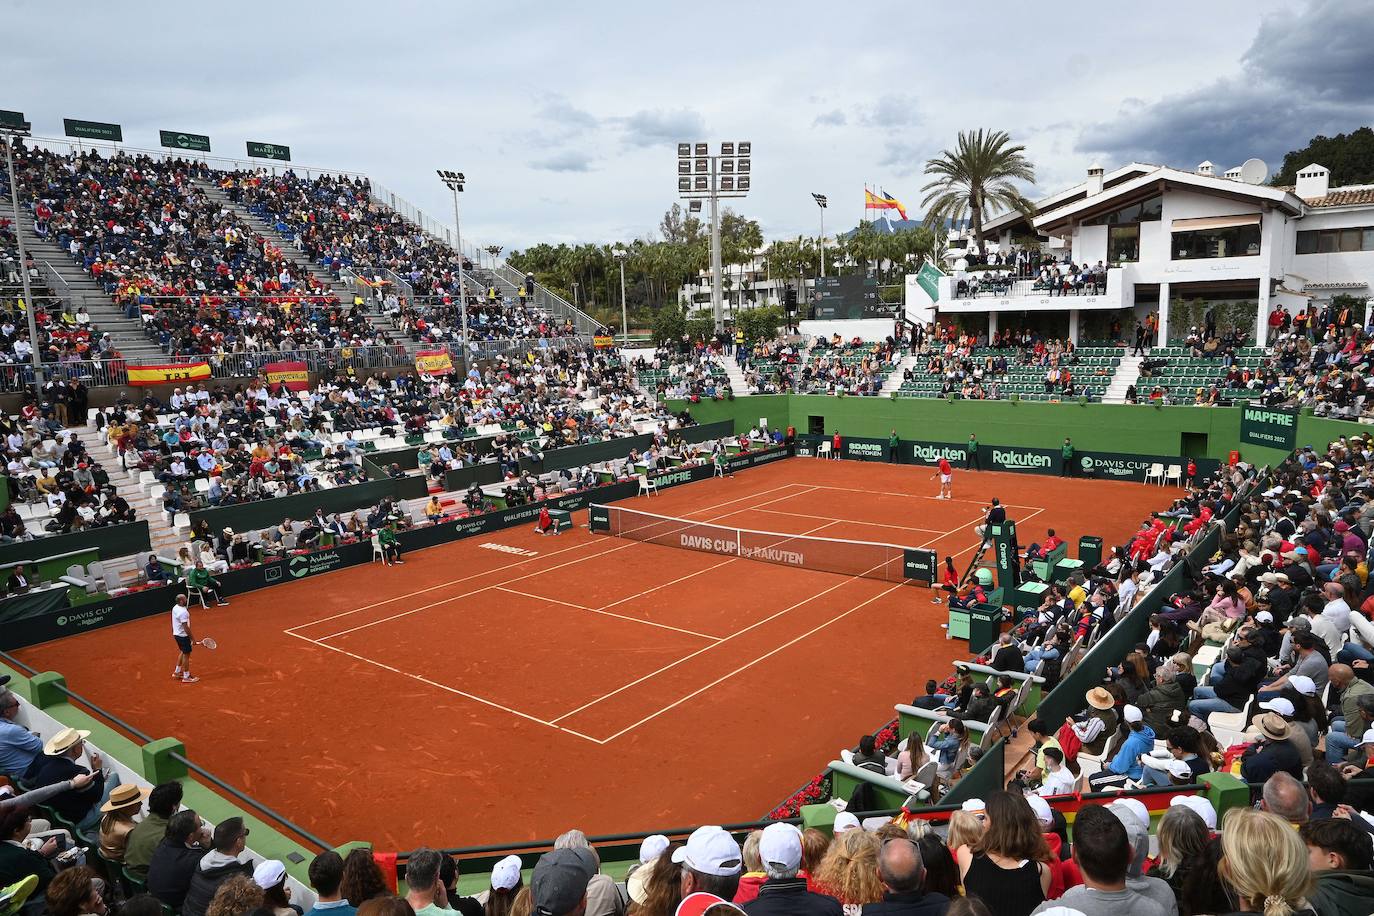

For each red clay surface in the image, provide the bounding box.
[17,458,1178,849]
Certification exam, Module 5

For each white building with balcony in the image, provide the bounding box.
[925,159,1374,346]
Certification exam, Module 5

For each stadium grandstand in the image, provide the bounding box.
[6,7,1374,916]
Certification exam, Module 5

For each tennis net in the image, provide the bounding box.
[588,504,921,582]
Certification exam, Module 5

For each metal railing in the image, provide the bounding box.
[0,344,418,392]
[495,263,601,336]
[21,134,366,184]
[0,648,332,851]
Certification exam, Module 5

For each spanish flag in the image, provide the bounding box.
[127,361,212,387]
[864,187,909,220]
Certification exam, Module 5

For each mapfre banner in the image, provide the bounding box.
[263,360,309,391]
[414,349,454,374]
[126,362,212,386]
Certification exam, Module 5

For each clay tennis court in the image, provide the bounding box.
[16,457,1176,849]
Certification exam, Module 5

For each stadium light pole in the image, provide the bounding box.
[677,141,751,333]
[812,193,828,279]
[1,114,43,385]
[437,169,468,356]
[612,245,628,344]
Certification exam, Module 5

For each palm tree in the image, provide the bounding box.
[920,129,1036,257]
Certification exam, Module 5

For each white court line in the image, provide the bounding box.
[750,506,946,534]
[496,586,721,641]
[801,483,1039,510]
[594,579,907,743]
[288,482,808,632]
[549,527,866,727]
[283,630,604,743]
[596,556,739,611]
[307,486,824,641]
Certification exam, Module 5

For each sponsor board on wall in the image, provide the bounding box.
[1239,405,1298,451]
[979,445,1061,475]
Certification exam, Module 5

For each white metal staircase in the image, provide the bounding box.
[1103,354,1144,404]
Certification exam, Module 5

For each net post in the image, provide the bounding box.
[589,504,611,533]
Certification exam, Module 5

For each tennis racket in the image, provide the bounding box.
[196,637,218,650]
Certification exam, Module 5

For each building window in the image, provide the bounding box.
[1295,225,1374,254]
[1172,224,1262,260]
[1085,195,1163,226]
[1108,225,1139,263]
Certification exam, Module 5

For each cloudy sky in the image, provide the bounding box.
[6,0,1373,251]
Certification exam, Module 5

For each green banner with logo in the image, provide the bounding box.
[0,110,29,130]
[64,118,122,142]
[246,140,291,161]
[160,130,211,152]
[1239,405,1298,451]
[908,440,966,466]
[978,444,1062,475]
[916,262,943,302]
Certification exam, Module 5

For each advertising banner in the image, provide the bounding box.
[1239,405,1298,451]
[840,436,890,462]
[263,360,310,391]
[1076,452,1222,483]
[903,548,937,584]
[414,349,455,375]
[126,361,212,386]
[908,441,967,467]
[978,444,1062,475]
[593,335,616,349]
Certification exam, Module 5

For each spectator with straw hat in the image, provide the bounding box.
[97,783,150,863]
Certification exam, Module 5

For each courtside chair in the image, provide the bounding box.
[371,533,385,563]
[638,474,658,497]
[185,585,209,609]
[1165,465,1183,486]
[817,440,832,459]
[1144,463,1166,486]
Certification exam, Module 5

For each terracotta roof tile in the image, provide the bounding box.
[1303,187,1374,207]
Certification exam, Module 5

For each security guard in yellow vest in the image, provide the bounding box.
[734,327,745,359]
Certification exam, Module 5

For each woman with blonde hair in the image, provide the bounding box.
[626,847,682,916]
[812,830,883,914]
[1218,807,1316,916]
[799,828,831,884]
[944,810,984,856]
[733,830,766,905]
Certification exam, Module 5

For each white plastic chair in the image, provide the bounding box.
[817,441,832,459]
[186,585,209,609]
[1144,463,1166,486]
[1164,464,1182,486]
[638,474,658,497]
[371,533,385,563]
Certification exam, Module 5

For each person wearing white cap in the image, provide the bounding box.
[672,826,742,902]
[745,823,840,916]
[1030,806,1168,916]
[477,854,524,913]
[1140,725,1210,788]
[831,812,861,835]
[1104,802,1177,916]
[624,836,667,909]
[254,859,294,916]
[1087,706,1155,790]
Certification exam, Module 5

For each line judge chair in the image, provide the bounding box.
[638,474,658,497]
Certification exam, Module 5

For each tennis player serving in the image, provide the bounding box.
[931,456,954,500]
[171,593,199,684]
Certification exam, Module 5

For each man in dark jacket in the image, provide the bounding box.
[1301,818,1374,916]
[1188,645,1262,717]
[987,634,1024,675]
[744,822,841,916]
[147,810,209,910]
[860,835,949,916]
[181,816,253,916]
[26,727,109,828]
[1240,714,1304,783]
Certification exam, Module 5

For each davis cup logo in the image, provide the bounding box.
[1081,456,1093,471]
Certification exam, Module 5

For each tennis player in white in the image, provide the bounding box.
[171,594,199,684]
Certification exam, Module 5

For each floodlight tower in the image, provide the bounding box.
[676,141,751,333]
[437,169,468,353]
